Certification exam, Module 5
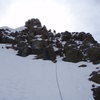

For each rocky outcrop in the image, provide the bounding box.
[25,18,42,29]
[89,70,100,84]
[89,70,100,100]
[92,87,100,100]
[87,48,100,64]
[63,44,83,62]
[0,18,100,64]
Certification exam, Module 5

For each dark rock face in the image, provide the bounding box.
[0,18,100,63]
[25,18,42,29]
[63,45,83,62]
[87,48,100,64]
[61,31,72,41]
[17,47,32,57]
[89,70,100,84]
[89,70,100,100]
[72,32,97,43]
[42,45,56,61]
[0,29,15,44]
[31,40,44,54]
[92,87,100,100]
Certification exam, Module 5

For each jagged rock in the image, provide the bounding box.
[63,44,83,62]
[89,70,100,84]
[92,87,100,100]
[87,48,100,64]
[72,32,86,41]
[1,37,14,44]
[84,33,97,43]
[34,44,56,62]
[42,45,56,62]
[72,32,97,43]
[31,40,44,55]
[17,47,32,57]
[16,42,32,57]
[41,33,49,39]
[55,39,63,57]
[25,18,42,29]
[55,33,61,38]
[61,31,72,41]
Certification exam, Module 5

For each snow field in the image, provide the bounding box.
[0,44,99,100]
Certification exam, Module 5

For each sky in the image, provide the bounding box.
[0,0,100,42]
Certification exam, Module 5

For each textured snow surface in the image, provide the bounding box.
[0,44,99,100]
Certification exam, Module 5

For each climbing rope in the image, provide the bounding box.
[55,62,63,100]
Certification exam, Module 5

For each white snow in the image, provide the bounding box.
[75,40,83,45]
[62,41,66,46]
[0,44,100,100]
[35,35,42,38]
[37,38,42,41]
[53,46,59,51]
[13,26,27,33]
[0,26,13,30]
[35,35,42,41]
[33,26,38,28]
[0,26,27,33]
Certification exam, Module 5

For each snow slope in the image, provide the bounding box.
[0,44,99,100]
[0,26,26,33]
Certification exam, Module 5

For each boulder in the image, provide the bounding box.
[61,31,72,41]
[42,45,56,62]
[17,47,32,57]
[16,42,32,57]
[31,40,44,55]
[87,48,100,64]
[63,44,83,62]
